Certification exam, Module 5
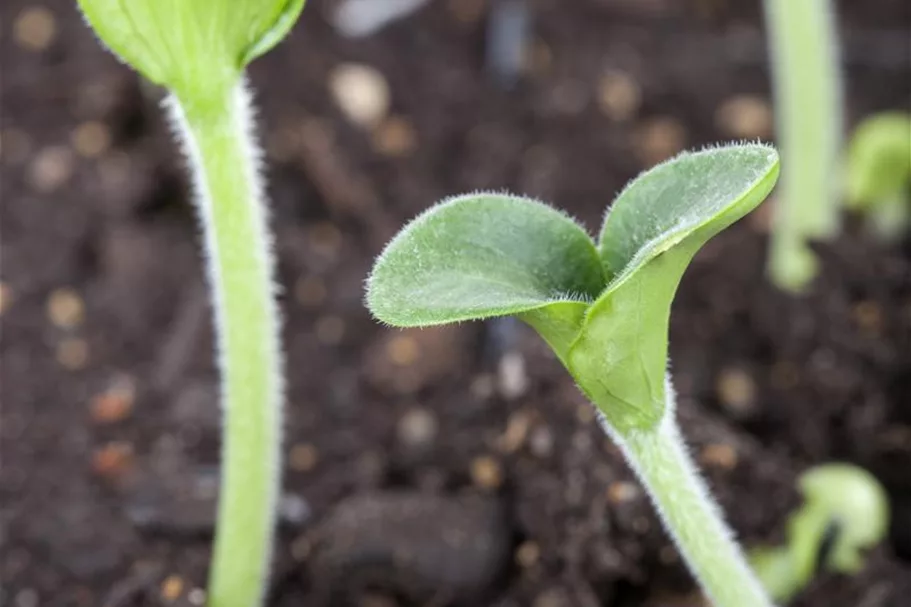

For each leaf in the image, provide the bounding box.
[845,112,911,208]
[795,464,890,574]
[366,193,605,360]
[78,0,306,100]
[844,112,911,240]
[598,144,781,281]
[568,144,779,431]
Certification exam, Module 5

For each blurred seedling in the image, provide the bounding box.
[752,464,890,603]
[763,0,843,292]
[77,1,306,606]
[367,143,780,607]
[845,112,911,239]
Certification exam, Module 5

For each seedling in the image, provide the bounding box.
[367,143,780,606]
[763,0,843,291]
[752,464,890,603]
[844,112,911,239]
[77,2,306,606]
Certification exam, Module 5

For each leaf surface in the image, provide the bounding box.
[568,144,780,431]
[367,193,605,360]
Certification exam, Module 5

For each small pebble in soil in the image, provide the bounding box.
[309,491,510,604]
[355,450,387,488]
[329,63,391,129]
[528,424,554,458]
[533,586,573,607]
[91,441,134,480]
[397,407,438,450]
[266,122,301,161]
[770,360,800,390]
[1,128,33,165]
[515,540,541,568]
[699,443,738,470]
[470,373,497,400]
[294,275,327,307]
[331,0,431,38]
[371,115,417,157]
[160,575,184,602]
[356,592,399,607]
[498,351,528,399]
[288,442,319,472]
[715,95,773,139]
[547,80,589,116]
[308,221,343,261]
[96,151,132,194]
[448,0,487,25]
[497,409,532,453]
[56,337,89,370]
[70,121,111,158]
[13,6,56,51]
[715,367,757,417]
[853,300,883,335]
[471,455,504,490]
[47,287,85,329]
[525,40,553,77]
[13,588,39,607]
[0,282,11,316]
[187,588,206,606]
[89,375,136,424]
[597,70,642,122]
[316,315,346,345]
[279,494,312,526]
[633,116,686,166]
[386,334,419,366]
[370,326,468,394]
[659,544,680,564]
[575,403,595,425]
[28,145,74,192]
[606,480,640,504]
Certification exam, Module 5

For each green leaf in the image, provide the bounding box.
[568,145,779,431]
[844,112,911,239]
[366,193,605,361]
[845,113,911,207]
[795,464,890,574]
[752,463,889,602]
[78,0,305,101]
[366,145,778,434]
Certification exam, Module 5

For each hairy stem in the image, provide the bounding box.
[764,0,843,291]
[600,380,772,607]
[168,80,282,607]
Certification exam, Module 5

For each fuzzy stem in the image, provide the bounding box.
[167,80,282,607]
[600,379,773,607]
[764,0,843,291]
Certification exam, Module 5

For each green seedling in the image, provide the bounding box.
[845,112,911,239]
[763,0,843,291]
[367,143,780,606]
[752,464,890,603]
[77,2,306,606]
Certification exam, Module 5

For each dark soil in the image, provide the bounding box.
[2,1,910,606]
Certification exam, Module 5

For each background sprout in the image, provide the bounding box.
[368,143,780,607]
[752,464,890,603]
[845,112,911,239]
[763,0,843,292]
[77,2,306,606]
